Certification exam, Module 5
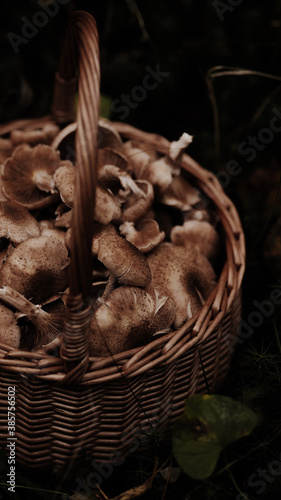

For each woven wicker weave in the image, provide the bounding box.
[0,12,245,472]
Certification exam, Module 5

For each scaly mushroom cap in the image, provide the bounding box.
[119,179,154,223]
[2,144,64,210]
[147,242,216,329]
[170,220,220,261]
[89,286,175,356]
[54,162,122,224]
[119,219,165,253]
[95,186,122,224]
[97,233,151,287]
[0,303,21,348]
[0,235,70,303]
[0,201,40,245]
[54,162,75,208]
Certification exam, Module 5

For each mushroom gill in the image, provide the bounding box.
[2,144,68,210]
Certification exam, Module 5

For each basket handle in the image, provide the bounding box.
[52,11,100,380]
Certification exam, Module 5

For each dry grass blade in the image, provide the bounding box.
[205,65,281,159]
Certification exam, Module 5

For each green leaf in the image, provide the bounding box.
[172,394,259,480]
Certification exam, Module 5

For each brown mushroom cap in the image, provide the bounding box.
[119,179,154,223]
[170,220,220,260]
[97,233,151,287]
[89,286,175,356]
[119,219,165,253]
[0,235,70,303]
[122,140,155,177]
[0,303,21,348]
[53,162,75,208]
[147,242,216,328]
[54,162,122,224]
[0,201,41,245]
[2,144,63,210]
[158,175,201,210]
[98,118,123,150]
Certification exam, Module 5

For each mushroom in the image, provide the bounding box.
[89,286,175,356]
[97,233,151,288]
[169,132,193,162]
[0,303,21,348]
[147,242,216,329]
[2,144,67,210]
[95,186,122,224]
[119,219,165,253]
[118,180,154,223]
[0,201,40,245]
[65,223,118,254]
[123,133,192,194]
[54,162,122,224]
[0,235,70,303]
[98,118,123,150]
[10,122,60,147]
[122,140,157,176]
[158,174,201,210]
[170,220,220,261]
[98,148,145,196]
[53,162,75,208]
[0,286,65,351]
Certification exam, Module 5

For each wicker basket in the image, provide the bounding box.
[0,12,245,472]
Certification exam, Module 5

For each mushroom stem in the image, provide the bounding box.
[32,170,56,193]
[0,286,64,351]
[0,286,50,329]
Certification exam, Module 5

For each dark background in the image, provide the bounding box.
[0,1,281,499]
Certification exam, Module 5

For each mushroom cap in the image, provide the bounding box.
[170,220,220,260]
[98,118,123,150]
[98,148,129,176]
[0,235,70,303]
[54,162,75,208]
[97,233,151,287]
[0,201,40,245]
[89,286,175,356]
[0,303,21,348]
[119,179,154,223]
[89,286,155,356]
[2,144,62,210]
[119,219,165,253]
[147,242,216,328]
[158,175,201,210]
[95,186,122,224]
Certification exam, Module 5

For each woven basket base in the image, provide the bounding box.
[0,292,241,472]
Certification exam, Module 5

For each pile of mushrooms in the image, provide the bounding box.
[0,119,221,356]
